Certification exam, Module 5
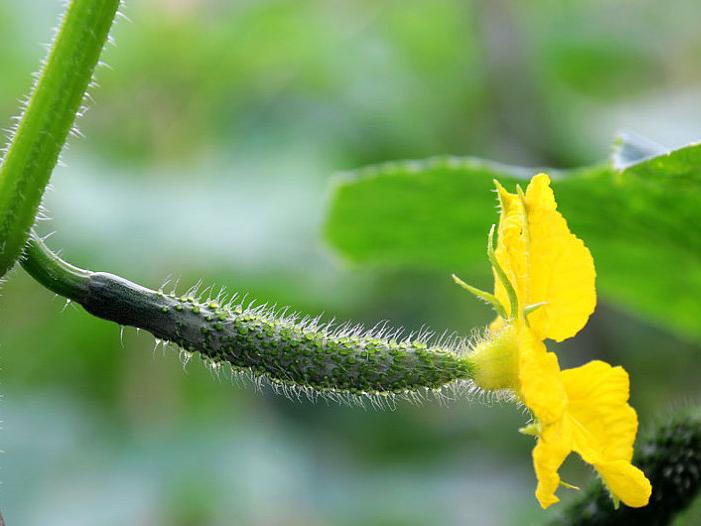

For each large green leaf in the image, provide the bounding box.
[325,139,701,341]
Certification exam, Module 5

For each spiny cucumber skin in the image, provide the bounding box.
[550,412,701,526]
[82,272,475,395]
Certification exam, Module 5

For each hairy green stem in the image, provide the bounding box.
[0,0,120,278]
[23,233,475,396]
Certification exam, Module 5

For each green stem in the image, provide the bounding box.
[21,231,91,301]
[0,0,120,278]
[22,232,475,397]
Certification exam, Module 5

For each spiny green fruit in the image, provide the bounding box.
[81,272,475,399]
[22,233,477,402]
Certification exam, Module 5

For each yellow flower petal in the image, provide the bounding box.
[561,361,638,464]
[464,174,650,509]
[595,460,652,508]
[490,175,596,342]
[524,358,651,509]
[533,421,572,509]
[560,361,651,507]
[518,327,567,425]
[522,174,597,342]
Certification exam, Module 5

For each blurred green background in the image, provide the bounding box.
[2,0,701,524]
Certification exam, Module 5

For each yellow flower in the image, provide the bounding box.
[456,174,651,509]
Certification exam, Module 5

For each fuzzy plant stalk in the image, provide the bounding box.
[0,0,121,278]
[21,232,476,399]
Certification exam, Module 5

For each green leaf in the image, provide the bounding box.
[324,139,701,342]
